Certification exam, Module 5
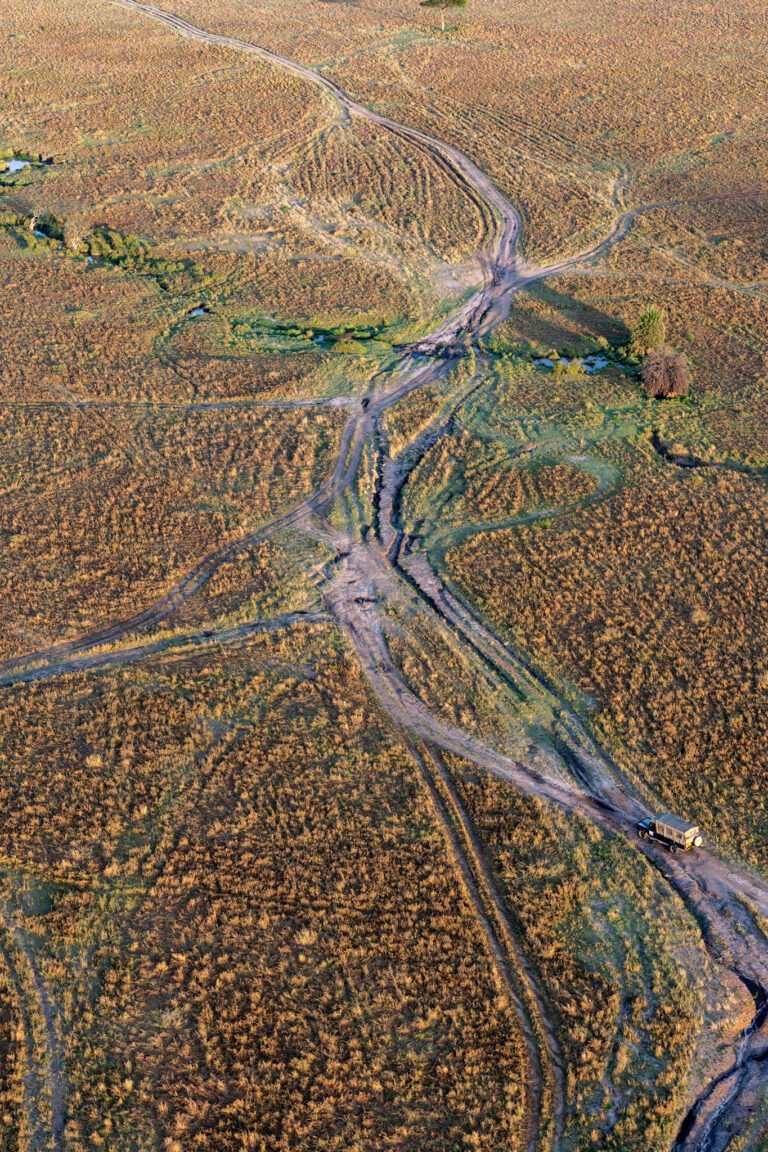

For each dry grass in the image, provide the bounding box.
[0,960,23,1152]
[0,630,531,1152]
[3,0,487,334]
[0,0,766,1145]
[0,388,344,656]
[443,753,746,1151]
[167,0,768,261]
[0,239,346,656]
[450,450,768,869]
[402,429,599,533]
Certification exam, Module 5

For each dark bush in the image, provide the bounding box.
[641,347,691,398]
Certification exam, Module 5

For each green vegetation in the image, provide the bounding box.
[0,634,531,1152]
[444,756,740,1151]
[0,0,765,1148]
[631,306,668,358]
[420,0,468,32]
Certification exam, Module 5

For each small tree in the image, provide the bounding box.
[421,0,467,31]
[641,346,691,399]
[631,305,667,357]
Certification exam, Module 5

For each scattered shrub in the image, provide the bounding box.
[641,346,691,398]
[631,306,667,357]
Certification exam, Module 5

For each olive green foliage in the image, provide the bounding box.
[631,306,667,358]
[421,0,468,31]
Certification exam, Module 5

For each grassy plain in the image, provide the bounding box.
[0,629,532,1152]
[444,754,745,1152]
[0,0,766,1148]
[166,0,768,262]
[0,234,345,655]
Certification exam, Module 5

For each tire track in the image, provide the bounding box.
[408,741,558,1152]
[423,744,566,1150]
[0,611,329,688]
[12,3,764,1147]
[0,912,65,1152]
[323,535,768,1149]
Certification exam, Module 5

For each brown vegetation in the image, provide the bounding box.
[450,452,768,869]
[0,632,531,1151]
[0,956,23,1152]
[160,0,768,262]
[402,428,599,533]
[641,347,691,399]
[0,389,343,657]
[0,0,766,1146]
[442,754,744,1151]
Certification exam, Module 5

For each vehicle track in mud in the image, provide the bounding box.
[5,3,765,1149]
[372,382,768,1151]
[408,741,564,1152]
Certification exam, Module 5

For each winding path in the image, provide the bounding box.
[4,2,766,1149]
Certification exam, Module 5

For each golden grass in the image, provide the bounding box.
[166,0,768,261]
[0,0,766,1145]
[0,397,343,657]
[0,226,353,658]
[0,631,531,1151]
[449,449,768,870]
[403,431,598,533]
[443,753,746,1151]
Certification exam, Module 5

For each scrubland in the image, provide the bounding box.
[0,360,344,657]
[450,451,768,870]
[444,754,744,1151]
[0,0,766,1148]
[0,631,531,1151]
[167,0,768,262]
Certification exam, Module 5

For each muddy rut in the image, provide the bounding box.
[4,2,765,1149]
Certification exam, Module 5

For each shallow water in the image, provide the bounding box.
[534,353,610,374]
[6,158,30,173]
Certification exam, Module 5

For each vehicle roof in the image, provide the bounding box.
[656,812,699,834]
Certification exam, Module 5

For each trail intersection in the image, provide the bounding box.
[3,4,765,1149]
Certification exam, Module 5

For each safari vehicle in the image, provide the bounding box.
[636,813,703,853]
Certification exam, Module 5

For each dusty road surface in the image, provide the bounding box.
[3,3,765,1149]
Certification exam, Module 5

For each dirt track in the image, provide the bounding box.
[4,3,766,1149]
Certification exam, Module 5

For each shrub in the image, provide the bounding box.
[631,306,667,357]
[35,212,65,241]
[640,347,691,398]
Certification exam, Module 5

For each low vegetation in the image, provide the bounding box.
[0,0,765,1147]
[449,451,768,870]
[630,306,667,358]
[402,429,599,539]
[443,755,744,1151]
[0,633,531,1151]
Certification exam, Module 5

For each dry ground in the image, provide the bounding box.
[0,628,743,1152]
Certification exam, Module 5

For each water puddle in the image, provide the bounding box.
[188,306,209,317]
[6,158,30,174]
[534,354,610,374]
